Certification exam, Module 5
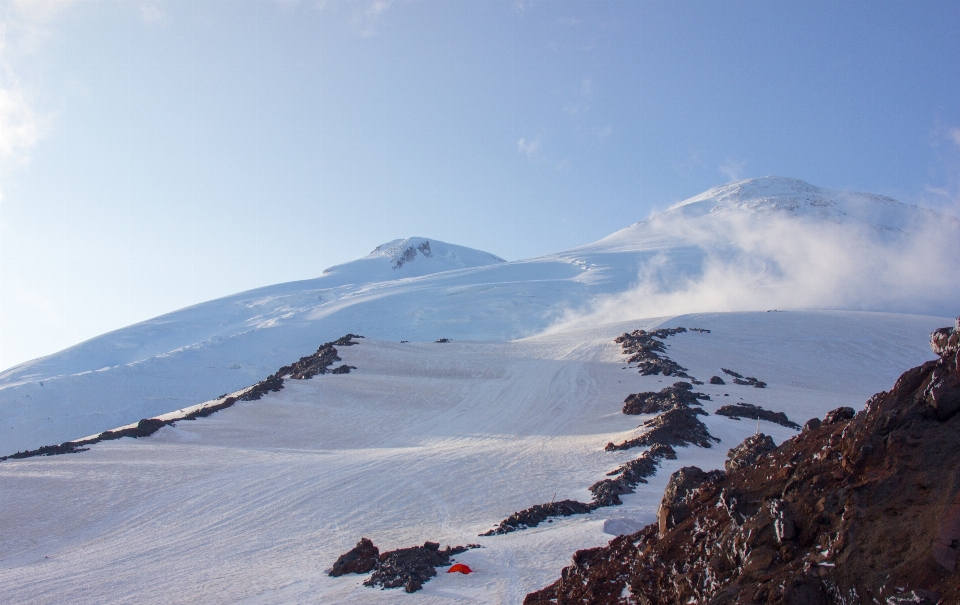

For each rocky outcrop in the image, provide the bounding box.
[722,368,768,388]
[605,407,719,452]
[621,382,710,415]
[616,328,696,378]
[481,501,597,535]
[525,320,960,605]
[483,446,680,536]
[329,538,380,577]
[724,433,776,472]
[716,403,801,430]
[329,539,477,593]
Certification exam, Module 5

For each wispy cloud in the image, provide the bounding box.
[0,0,72,202]
[949,128,960,147]
[517,135,569,171]
[547,206,960,332]
[318,0,395,37]
[563,77,592,115]
[718,157,747,182]
[518,136,540,158]
[139,3,168,26]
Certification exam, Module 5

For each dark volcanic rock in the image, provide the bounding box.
[724,433,776,472]
[710,375,726,385]
[481,500,596,536]
[525,322,960,605]
[363,541,475,592]
[716,402,801,430]
[723,368,768,388]
[616,327,695,379]
[605,407,719,451]
[589,444,678,505]
[621,382,710,415]
[823,405,855,425]
[329,538,380,577]
[657,466,725,536]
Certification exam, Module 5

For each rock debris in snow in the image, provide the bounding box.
[715,402,801,430]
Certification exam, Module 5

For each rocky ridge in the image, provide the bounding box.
[481,328,717,535]
[0,335,363,461]
[716,403,801,430]
[525,319,960,605]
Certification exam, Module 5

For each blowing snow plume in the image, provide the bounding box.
[551,177,960,329]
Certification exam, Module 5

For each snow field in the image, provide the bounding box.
[0,311,946,604]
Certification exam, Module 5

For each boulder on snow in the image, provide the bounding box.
[329,538,380,577]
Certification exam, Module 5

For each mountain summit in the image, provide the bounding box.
[319,237,505,286]
[663,176,945,233]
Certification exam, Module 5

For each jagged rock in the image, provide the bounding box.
[658,466,725,536]
[606,407,719,451]
[481,500,595,535]
[329,538,380,577]
[621,381,709,415]
[589,444,679,507]
[616,327,696,379]
[930,317,960,358]
[926,318,960,421]
[725,433,776,472]
[710,375,726,385]
[886,590,941,605]
[716,402,801,429]
[723,368,768,388]
[524,323,960,605]
[802,417,822,432]
[823,406,855,425]
[362,541,474,592]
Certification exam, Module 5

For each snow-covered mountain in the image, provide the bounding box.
[320,237,506,285]
[1,176,958,604]
[1,177,957,456]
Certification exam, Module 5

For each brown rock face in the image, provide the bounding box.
[329,538,380,577]
[525,322,960,605]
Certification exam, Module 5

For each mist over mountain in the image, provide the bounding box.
[1,177,956,456]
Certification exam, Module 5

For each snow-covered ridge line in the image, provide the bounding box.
[0,335,364,460]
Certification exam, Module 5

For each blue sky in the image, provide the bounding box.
[1,0,959,369]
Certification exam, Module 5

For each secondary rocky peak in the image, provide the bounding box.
[319,237,506,285]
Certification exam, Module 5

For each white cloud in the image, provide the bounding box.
[0,0,72,201]
[718,157,747,182]
[317,0,395,37]
[949,128,960,147]
[0,68,45,166]
[518,137,540,158]
[547,208,960,332]
[564,77,592,115]
[139,3,167,25]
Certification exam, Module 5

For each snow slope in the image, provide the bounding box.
[2,177,958,455]
[0,311,946,604]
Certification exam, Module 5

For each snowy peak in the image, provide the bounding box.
[319,237,505,285]
[663,176,931,232]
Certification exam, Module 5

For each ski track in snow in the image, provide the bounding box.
[0,311,945,604]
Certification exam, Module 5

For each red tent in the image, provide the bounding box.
[448,563,472,574]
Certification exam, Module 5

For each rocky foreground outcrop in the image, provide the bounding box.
[329,538,478,593]
[526,319,960,605]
